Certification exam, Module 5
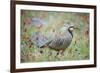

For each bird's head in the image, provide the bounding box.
[63,22,79,33]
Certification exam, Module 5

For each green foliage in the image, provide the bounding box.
[21,10,89,63]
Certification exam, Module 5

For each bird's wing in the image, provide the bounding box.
[48,35,64,50]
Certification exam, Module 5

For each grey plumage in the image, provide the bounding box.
[47,25,73,51]
[31,21,76,53]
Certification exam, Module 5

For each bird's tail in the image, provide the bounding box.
[39,40,52,48]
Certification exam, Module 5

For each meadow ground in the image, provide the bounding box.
[21,10,89,63]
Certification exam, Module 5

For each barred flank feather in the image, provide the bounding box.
[31,24,74,51]
[48,30,73,51]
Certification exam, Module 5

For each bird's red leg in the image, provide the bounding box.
[59,50,64,56]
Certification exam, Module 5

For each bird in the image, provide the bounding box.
[45,24,77,55]
[49,26,73,48]
[31,22,78,56]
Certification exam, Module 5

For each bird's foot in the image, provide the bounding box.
[55,50,64,60]
[57,50,64,56]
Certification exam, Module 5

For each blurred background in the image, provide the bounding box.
[20,10,89,63]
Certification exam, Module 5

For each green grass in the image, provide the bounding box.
[20,10,89,63]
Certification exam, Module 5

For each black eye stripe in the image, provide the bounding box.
[68,27,73,38]
[69,26,74,28]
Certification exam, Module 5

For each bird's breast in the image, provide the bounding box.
[48,31,73,50]
[62,31,73,48]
